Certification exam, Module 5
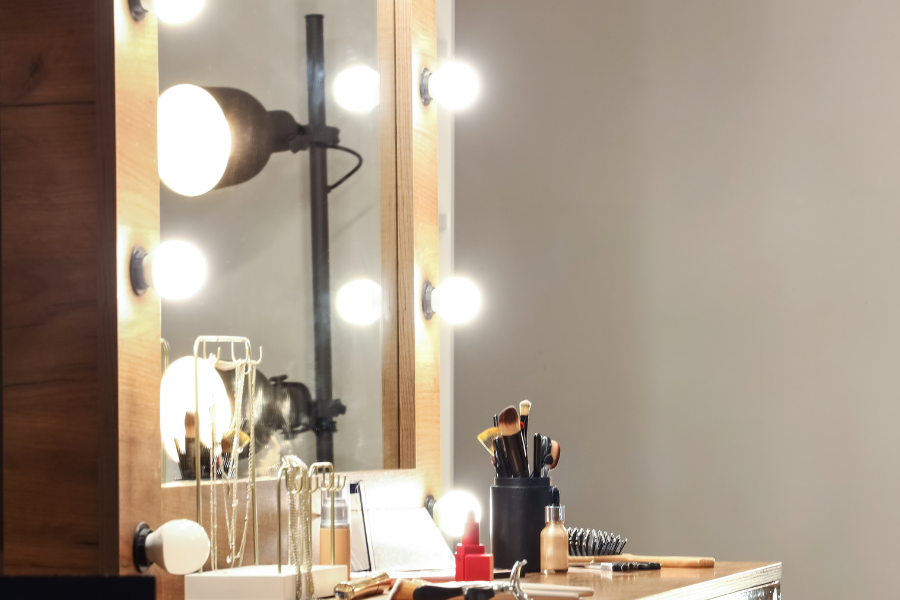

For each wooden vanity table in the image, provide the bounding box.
[526,562,781,600]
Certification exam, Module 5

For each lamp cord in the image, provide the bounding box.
[321,144,363,192]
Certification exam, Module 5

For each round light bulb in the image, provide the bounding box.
[428,63,479,110]
[431,277,481,324]
[160,356,231,463]
[158,84,231,197]
[433,491,482,537]
[337,279,382,325]
[334,66,380,113]
[149,241,207,300]
[145,520,210,575]
[155,0,205,24]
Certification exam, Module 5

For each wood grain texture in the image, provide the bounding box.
[1,102,102,574]
[379,0,400,470]
[394,0,418,471]
[409,0,441,496]
[0,0,97,106]
[100,0,162,576]
[1,0,161,579]
[523,562,781,600]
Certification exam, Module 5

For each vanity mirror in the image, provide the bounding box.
[158,0,392,481]
[1,0,439,593]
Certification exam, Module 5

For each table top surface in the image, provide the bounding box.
[521,561,782,600]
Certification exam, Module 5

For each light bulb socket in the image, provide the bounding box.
[425,494,437,517]
[420,68,433,106]
[130,246,149,296]
[133,521,153,573]
[422,281,435,319]
[129,0,148,22]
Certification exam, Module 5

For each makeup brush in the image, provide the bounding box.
[498,405,529,477]
[532,432,542,477]
[519,399,531,444]
[477,427,500,456]
[549,440,561,470]
[493,437,509,477]
[541,454,553,477]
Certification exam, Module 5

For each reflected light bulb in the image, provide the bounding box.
[158,84,231,197]
[160,356,232,463]
[433,491,482,537]
[431,277,481,324]
[334,66,380,113]
[427,62,479,110]
[337,279,381,325]
[149,241,207,300]
[156,0,205,24]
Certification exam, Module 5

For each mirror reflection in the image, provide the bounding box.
[158,0,385,484]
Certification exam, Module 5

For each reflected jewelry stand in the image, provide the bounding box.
[193,336,263,568]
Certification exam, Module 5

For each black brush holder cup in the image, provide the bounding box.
[490,477,552,573]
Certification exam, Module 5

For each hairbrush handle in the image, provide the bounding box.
[568,554,715,568]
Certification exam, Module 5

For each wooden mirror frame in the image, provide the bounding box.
[1,0,440,594]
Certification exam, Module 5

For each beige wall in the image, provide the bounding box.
[453,2,900,598]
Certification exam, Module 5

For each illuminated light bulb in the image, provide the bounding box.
[433,491,482,537]
[337,279,382,325]
[424,62,479,110]
[155,0,205,24]
[334,66,380,113]
[141,240,207,300]
[158,84,231,197]
[425,277,481,324]
[160,356,231,464]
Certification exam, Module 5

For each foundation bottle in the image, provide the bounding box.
[320,489,351,571]
[540,488,568,574]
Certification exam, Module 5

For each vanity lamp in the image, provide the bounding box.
[422,277,482,324]
[158,83,361,198]
[129,0,205,24]
[430,490,482,537]
[130,240,207,300]
[420,62,480,109]
[133,519,210,574]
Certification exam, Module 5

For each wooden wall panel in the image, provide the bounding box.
[0,0,97,105]
[1,0,161,580]
[1,103,102,574]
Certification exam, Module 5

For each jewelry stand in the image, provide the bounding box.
[192,336,263,568]
[185,456,348,600]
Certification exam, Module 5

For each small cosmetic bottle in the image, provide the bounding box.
[320,488,351,572]
[540,488,568,574]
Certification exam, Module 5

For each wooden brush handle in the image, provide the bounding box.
[568,554,715,568]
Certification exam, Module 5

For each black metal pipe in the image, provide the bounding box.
[305,14,334,463]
